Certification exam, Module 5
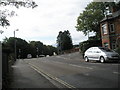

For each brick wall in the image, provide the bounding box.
[115,16,120,48]
[100,15,120,49]
[115,16,120,34]
[100,21,111,49]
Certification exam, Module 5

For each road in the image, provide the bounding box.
[11,52,119,88]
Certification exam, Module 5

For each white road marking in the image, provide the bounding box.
[37,58,93,70]
[110,64,119,66]
[113,71,120,75]
[56,56,70,60]
[69,64,93,70]
[84,73,89,76]
[28,62,77,89]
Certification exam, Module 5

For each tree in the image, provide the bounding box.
[29,41,58,57]
[76,2,106,39]
[0,0,38,28]
[2,37,58,59]
[2,37,31,59]
[76,2,120,39]
[29,41,44,57]
[57,30,73,53]
[45,45,58,56]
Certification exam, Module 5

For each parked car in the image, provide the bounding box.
[27,54,32,59]
[84,47,120,63]
[39,55,45,57]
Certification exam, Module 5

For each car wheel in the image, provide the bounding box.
[100,57,105,63]
[85,57,89,62]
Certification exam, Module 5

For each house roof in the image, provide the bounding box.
[100,10,120,22]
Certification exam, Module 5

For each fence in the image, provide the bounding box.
[2,47,13,88]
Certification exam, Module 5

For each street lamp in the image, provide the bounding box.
[14,29,19,61]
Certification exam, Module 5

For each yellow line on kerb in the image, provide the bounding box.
[28,62,76,89]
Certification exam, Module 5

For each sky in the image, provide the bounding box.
[0,0,94,46]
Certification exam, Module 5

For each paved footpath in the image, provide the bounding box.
[10,59,58,88]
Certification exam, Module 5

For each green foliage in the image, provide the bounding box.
[29,41,57,57]
[76,2,106,38]
[0,17,10,27]
[2,37,30,58]
[29,41,43,57]
[2,37,58,59]
[43,45,58,56]
[57,30,73,53]
[0,0,38,27]
[0,0,38,8]
[76,2,120,39]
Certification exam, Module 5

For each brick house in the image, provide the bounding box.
[100,4,120,50]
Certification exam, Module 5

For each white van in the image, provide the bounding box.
[84,47,120,63]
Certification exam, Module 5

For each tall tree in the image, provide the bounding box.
[76,2,106,39]
[2,37,31,59]
[76,2,120,39]
[29,41,44,57]
[57,30,73,53]
[29,41,57,57]
[2,37,58,59]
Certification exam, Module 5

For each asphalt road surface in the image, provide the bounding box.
[11,52,120,89]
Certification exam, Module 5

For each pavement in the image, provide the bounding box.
[9,59,58,88]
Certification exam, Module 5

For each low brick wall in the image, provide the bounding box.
[63,48,79,54]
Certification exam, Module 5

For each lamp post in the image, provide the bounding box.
[14,29,19,61]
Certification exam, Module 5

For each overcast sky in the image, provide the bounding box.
[0,0,93,46]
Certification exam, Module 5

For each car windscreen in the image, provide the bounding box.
[99,47,113,52]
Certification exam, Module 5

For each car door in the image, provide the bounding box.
[93,50,101,60]
[87,50,94,60]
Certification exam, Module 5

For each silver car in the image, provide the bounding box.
[84,47,120,63]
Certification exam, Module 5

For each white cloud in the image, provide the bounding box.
[0,0,91,45]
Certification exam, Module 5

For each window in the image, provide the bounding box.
[100,47,113,52]
[88,51,92,53]
[94,51,101,53]
[111,41,116,50]
[102,24,107,34]
[110,23,115,32]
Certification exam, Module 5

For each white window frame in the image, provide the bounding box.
[102,24,107,35]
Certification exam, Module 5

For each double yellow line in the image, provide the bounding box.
[27,62,77,89]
